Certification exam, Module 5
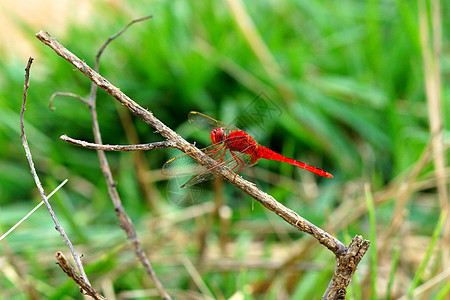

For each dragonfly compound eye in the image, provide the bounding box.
[211,128,225,143]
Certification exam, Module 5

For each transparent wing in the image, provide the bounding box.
[180,172,218,188]
[178,148,256,188]
[188,111,241,135]
[161,143,225,176]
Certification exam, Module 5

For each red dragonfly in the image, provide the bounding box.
[162,111,333,188]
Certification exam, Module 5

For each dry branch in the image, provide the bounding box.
[44,16,171,300]
[55,252,106,300]
[49,92,90,109]
[35,30,370,298]
[20,57,96,294]
[323,236,370,299]
[60,134,176,151]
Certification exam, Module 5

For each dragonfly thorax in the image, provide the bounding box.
[211,127,226,144]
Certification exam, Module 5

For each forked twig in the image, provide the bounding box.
[323,236,370,299]
[36,29,370,299]
[89,15,171,300]
[95,15,153,71]
[49,92,89,110]
[55,252,106,300]
[44,16,171,300]
[20,57,95,293]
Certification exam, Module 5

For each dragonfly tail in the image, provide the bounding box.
[257,146,333,178]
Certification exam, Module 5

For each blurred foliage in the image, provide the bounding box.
[0,0,448,299]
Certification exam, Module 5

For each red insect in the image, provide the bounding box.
[162,111,333,187]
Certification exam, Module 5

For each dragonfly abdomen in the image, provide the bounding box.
[256,146,333,178]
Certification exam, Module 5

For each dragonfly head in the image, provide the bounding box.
[211,127,225,143]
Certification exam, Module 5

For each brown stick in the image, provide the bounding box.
[20,57,95,293]
[49,92,90,110]
[55,252,106,300]
[323,236,370,299]
[36,30,370,298]
[60,134,176,151]
[48,16,171,300]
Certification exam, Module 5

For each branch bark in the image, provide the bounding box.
[323,236,370,299]
[55,252,106,300]
[60,134,176,151]
[44,16,172,300]
[36,30,370,298]
[20,57,96,295]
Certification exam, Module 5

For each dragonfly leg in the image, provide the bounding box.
[217,145,227,164]
[182,148,230,187]
[203,144,227,168]
[204,144,225,158]
[230,151,245,182]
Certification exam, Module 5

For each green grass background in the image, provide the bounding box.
[0,0,448,299]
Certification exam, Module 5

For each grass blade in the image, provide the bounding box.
[407,211,447,298]
[0,179,68,241]
[365,183,377,300]
[385,246,400,300]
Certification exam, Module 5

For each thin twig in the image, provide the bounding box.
[87,16,171,300]
[49,92,90,110]
[95,15,153,71]
[20,57,93,290]
[115,99,162,213]
[60,134,176,151]
[45,16,171,300]
[55,252,106,300]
